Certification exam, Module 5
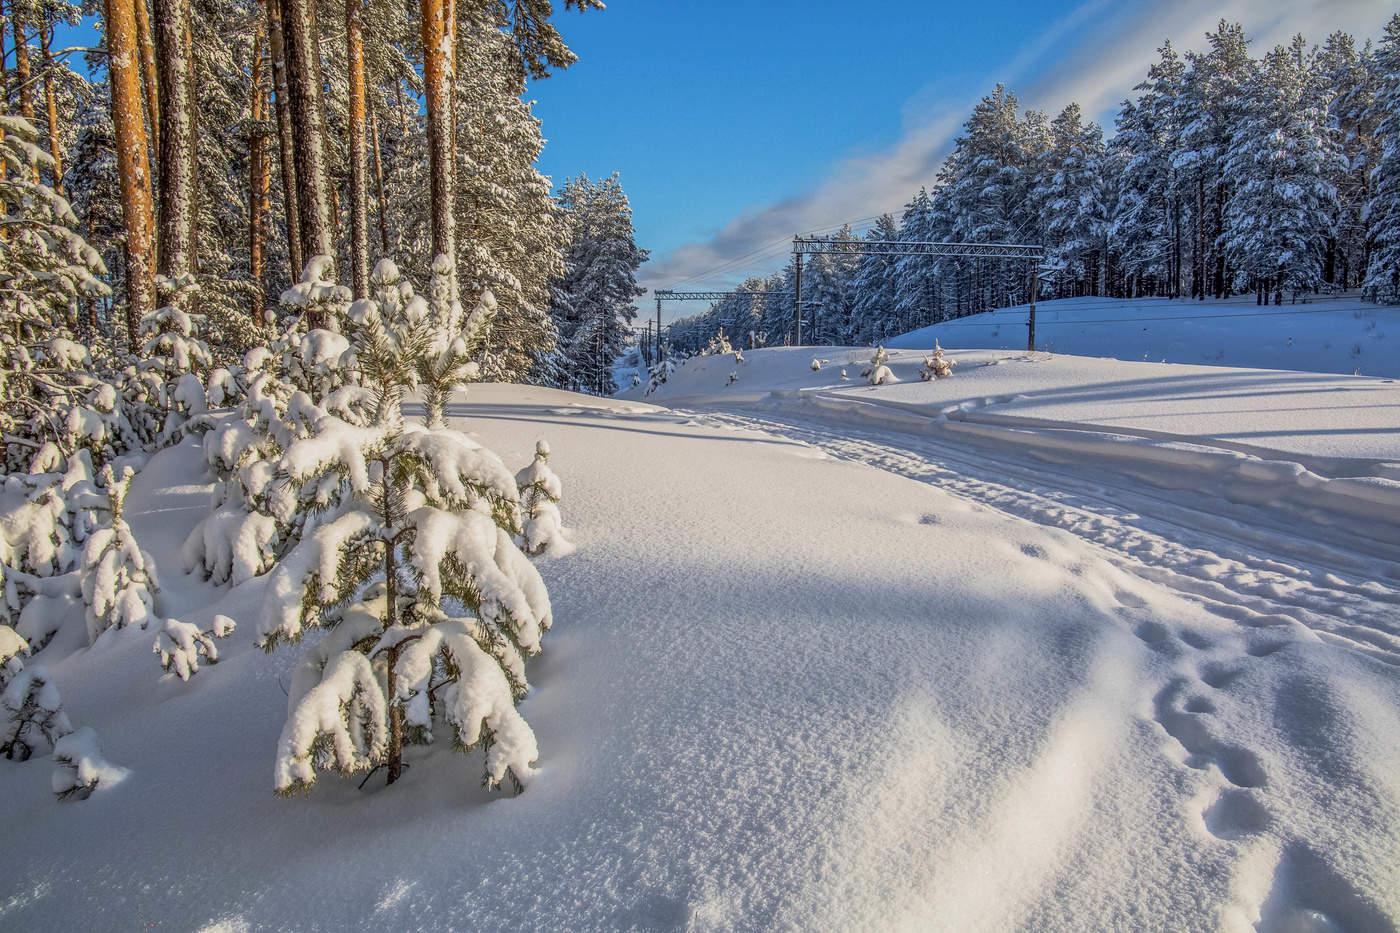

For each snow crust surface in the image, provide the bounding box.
[1,379,1397,931]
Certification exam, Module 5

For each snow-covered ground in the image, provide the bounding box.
[887,293,1400,379]
[5,326,1400,928]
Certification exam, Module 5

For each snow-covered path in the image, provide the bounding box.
[687,404,1400,668]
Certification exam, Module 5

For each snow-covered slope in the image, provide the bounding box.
[3,379,1398,930]
[886,293,1400,379]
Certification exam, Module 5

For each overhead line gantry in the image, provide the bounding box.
[655,236,1048,351]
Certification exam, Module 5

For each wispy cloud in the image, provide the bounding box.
[640,0,1393,303]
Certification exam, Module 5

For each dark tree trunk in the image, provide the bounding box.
[370,108,390,254]
[38,16,62,194]
[281,0,334,304]
[264,0,302,281]
[154,0,195,293]
[346,0,369,298]
[104,0,156,342]
[420,0,456,293]
[249,30,270,322]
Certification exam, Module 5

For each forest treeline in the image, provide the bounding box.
[0,0,646,397]
[667,17,1400,354]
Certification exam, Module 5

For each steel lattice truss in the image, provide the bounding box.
[793,238,1044,261]
[653,290,785,302]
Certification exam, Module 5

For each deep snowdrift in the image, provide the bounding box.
[3,381,1399,930]
[886,293,1400,379]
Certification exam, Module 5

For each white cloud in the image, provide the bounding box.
[640,0,1394,303]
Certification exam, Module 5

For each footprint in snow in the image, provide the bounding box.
[1256,842,1392,933]
[1152,678,1268,789]
[1246,639,1289,659]
[1202,788,1271,841]
[1201,663,1245,689]
[1179,630,1214,650]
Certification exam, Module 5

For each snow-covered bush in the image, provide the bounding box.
[52,726,122,801]
[645,357,677,395]
[0,117,112,470]
[704,329,733,356]
[80,466,159,642]
[862,346,896,386]
[516,441,570,557]
[0,624,28,687]
[257,254,554,796]
[0,453,101,652]
[278,256,354,399]
[1,665,72,761]
[416,258,490,429]
[154,615,236,681]
[921,341,955,380]
[137,275,215,441]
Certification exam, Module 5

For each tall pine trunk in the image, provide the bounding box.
[281,0,335,298]
[133,0,159,159]
[370,108,390,254]
[11,6,36,182]
[264,0,302,282]
[11,9,32,120]
[420,0,456,294]
[104,0,156,343]
[345,0,369,298]
[249,30,270,321]
[0,3,8,185]
[38,16,62,194]
[155,0,195,294]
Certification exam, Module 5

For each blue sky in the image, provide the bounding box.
[530,1,1096,261]
[54,0,1395,310]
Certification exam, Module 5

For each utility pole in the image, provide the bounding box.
[656,296,662,360]
[794,245,803,346]
[1027,262,1039,352]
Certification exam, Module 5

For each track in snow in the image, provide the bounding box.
[682,405,1400,668]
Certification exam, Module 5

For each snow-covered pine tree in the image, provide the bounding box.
[154,614,235,681]
[1034,104,1109,296]
[453,14,567,383]
[849,214,900,343]
[0,114,111,465]
[139,275,216,440]
[516,440,568,556]
[0,624,29,687]
[862,346,895,385]
[1174,21,1254,299]
[893,189,939,331]
[0,450,101,652]
[1365,14,1400,299]
[1223,37,1343,301]
[921,341,955,380]
[52,726,123,800]
[549,173,647,394]
[80,465,159,643]
[1110,43,1186,297]
[1,664,72,760]
[644,355,677,395]
[1317,31,1378,289]
[256,253,553,794]
[704,328,733,356]
[803,226,860,344]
